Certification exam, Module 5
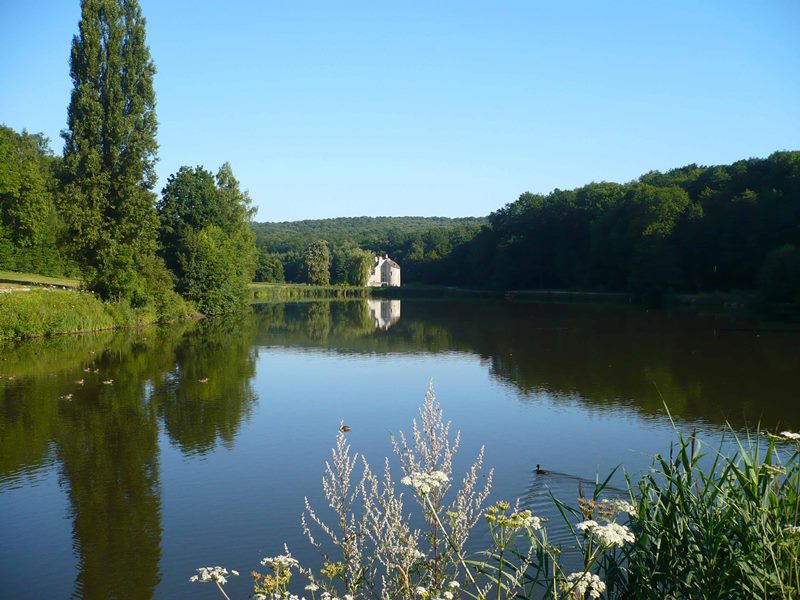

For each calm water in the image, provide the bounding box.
[1,299,798,599]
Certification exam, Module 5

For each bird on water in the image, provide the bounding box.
[535,464,548,475]
[339,424,352,432]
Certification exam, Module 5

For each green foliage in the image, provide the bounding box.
[158,163,257,314]
[444,151,800,300]
[253,216,485,284]
[331,242,373,286]
[760,244,800,304]
[614,432,800,599]
[252,216,486,254]
[303,239,331,285]
[0,126,79,277]
[61,0,160,301]
[255,249,285,283]
[179,225,253,315]
[0,125,54,247]
[0,289,144,340]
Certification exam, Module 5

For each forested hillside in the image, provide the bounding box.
[254,152,800,305]
[252,216,486,284]
[439,151,800,303]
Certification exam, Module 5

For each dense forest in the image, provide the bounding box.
[253,152,800,304]
[252,216,485,284]
[447,151,800,303]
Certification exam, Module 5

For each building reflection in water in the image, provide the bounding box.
[367,299,401,330]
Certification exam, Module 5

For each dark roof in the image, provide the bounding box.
[385,259,400,269]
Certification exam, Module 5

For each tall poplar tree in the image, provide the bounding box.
[61,0,161,302]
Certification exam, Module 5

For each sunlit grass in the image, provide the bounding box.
[0,289,155,341]
[0,269,82,289]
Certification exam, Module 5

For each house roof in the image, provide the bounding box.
[385,259,400,269]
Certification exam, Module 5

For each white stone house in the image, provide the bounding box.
[367,254,401,287]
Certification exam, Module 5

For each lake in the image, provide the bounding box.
[1,299,798,599]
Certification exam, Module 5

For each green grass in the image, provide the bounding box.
[249,282,374,301]
[0,289,157,341]
[0,269,82,289]
[249,282,502,302]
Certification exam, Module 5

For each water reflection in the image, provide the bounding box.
[251,300,800,429]
[367,299,401,329]
[0,317,258,599]
[0,299,798,599]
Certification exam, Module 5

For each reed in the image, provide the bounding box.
[250,283,373,301]
[611,429,800,599]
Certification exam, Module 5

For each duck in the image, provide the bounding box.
[60,393,73,401]
[339,424,352,433]
[102,379,113,385]
[198,378,209,384]
[535,464,548,475]
[75,379,84,385]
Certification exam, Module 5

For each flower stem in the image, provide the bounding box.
[422,493,477,588]
[214,580,233,600]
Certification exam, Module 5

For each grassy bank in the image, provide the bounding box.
[250,282,502,302]
[250,282,374,301]
[0,288,195,342]
[0,269,82,289]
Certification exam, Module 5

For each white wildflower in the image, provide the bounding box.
[780,431,800,441]
[565,571,606,599]
[576,519,599,532]
[443,592,454,600]
[189,566,239,585]
[576,520,635,547]
[306,582,320,591]
[415,585,428,595]
[260,553,300,570]
[448,581,460,588]
[401,471,450,494]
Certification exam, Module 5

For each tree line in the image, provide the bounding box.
[252,216,485,285]
[1,0,256,316]
[253,152,800,305]
[434,152,800,304]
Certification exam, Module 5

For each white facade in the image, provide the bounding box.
[367,255,401,287]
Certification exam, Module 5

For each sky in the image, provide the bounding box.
[1,1,799,222]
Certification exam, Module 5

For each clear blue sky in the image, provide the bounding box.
[2,1,799,222]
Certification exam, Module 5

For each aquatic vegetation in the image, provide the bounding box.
[192,386,800,599]
[611,427,800,599]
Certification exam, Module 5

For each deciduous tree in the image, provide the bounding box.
[61,0,161,302]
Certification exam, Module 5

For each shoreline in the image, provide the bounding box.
[0,288,200,343]
[3,283,796,343]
